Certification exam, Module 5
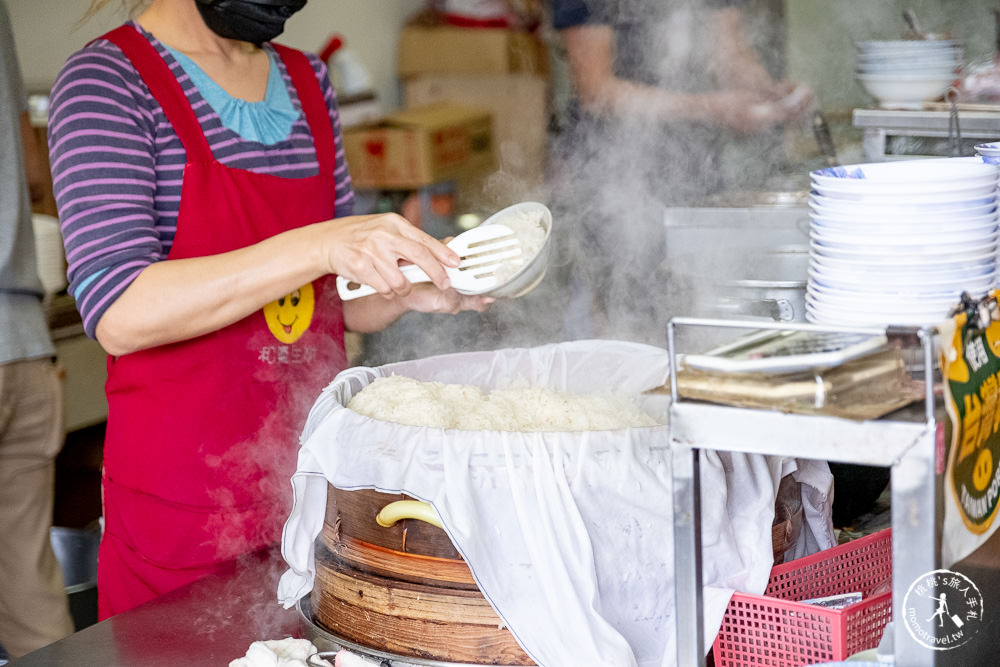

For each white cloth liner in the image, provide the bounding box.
[278,340,836,667]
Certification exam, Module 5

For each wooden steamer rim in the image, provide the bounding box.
[299,595,501,667]
[311,486,536,665]
[311,472,800,663]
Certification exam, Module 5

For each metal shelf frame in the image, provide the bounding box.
[665,317,941,667]
[853,108,1000,161]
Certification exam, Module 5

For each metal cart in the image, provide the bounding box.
[665,317,996,666]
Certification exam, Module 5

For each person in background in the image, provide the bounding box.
[548,1,882,529]
[48,0,493,619]
[546,0,813,343]
[0,0,75,657]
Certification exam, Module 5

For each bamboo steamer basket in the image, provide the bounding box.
[311,483,803,663]
[311,486,535,665]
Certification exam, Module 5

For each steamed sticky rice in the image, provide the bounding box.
[347,375,659,431]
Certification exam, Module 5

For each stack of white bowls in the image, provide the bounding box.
[806,158,1000,327]
[976,142,1000,165]
[856,39,963,109]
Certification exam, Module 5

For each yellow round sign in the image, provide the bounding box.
[973,448,994,493]
[263,283,315,344]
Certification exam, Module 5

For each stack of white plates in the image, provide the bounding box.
[806,158,1000,327]
[856,39,963,109]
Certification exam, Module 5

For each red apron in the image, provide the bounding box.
[97,25,346,618]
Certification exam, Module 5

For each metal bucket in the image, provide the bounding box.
[49,526,99,631]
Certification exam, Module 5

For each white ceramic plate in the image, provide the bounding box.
[807,283,979,307]
[856,64,958,76]
[809,224,998,246]
[857,52,963,64]
[810,184,997,204]
[857,39,960,48]
[808,264,996,291]
[805,301,954,327]
[810,192,997,214]
[857,53,962,64]
[808,205,998,225]
[811,158,997,187]
[857,41,961,55]
[808,206,998,225]
[806,301,957,320]
[805,296,959,319]
[809,236,998,259]
[807,269,997,295]
[809,248,997,274]
[804,309,948,326]
[808,219,998,239]
[811,179,997,201]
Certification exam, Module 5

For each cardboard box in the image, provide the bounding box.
[342,104,495,189]
[398,25,548,78]
[405,74,549,186]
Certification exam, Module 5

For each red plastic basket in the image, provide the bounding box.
[712,528,892,666]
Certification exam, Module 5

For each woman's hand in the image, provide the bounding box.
[706,84,813,135]
[334,225,496,332]
[318,212,461,298]
[765,81,816,120]
[397,235,494,313]
[342,284,495,333]
[705,90,789,134]
[401,285,495,315]
[93,211,466,355]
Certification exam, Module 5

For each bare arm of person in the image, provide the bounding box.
[707,6,778,92]
[561,20,805,133]
[342,285,494,334]
[707,6,814,116]
[95,212,472,355]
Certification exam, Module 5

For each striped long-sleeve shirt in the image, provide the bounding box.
[48,22,354,339]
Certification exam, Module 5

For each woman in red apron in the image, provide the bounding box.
[51,0,493,618]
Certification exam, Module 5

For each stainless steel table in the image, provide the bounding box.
[853,107,1000,161]
[666,318,996,667]
[9,548,299,666]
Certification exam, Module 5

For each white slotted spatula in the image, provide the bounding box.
[336,224,522,301]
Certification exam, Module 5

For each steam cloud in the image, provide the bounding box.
[363,1,805,363]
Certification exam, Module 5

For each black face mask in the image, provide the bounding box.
[195,0,307,46]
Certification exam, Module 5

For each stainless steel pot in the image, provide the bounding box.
[714,246,809,322]
[715,278,807,322]
[663,206,811,322]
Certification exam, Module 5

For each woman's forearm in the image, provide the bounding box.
[562,22,770,128]
[342,296,408,333]
[96,222,330,355]
[95,210,481,355]
[707,6,778,92]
